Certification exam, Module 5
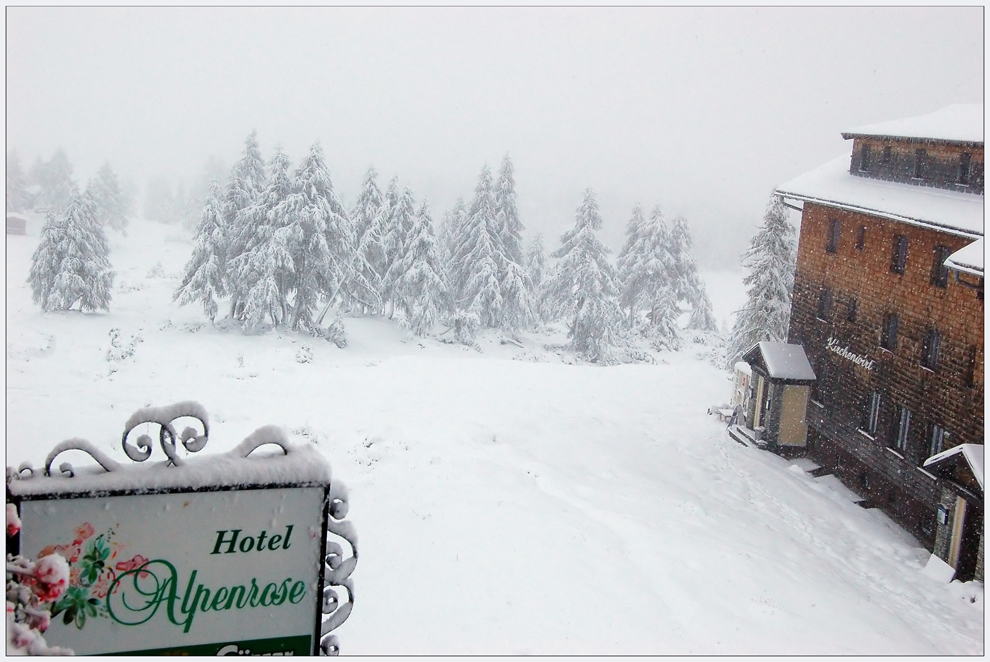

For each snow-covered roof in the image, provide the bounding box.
[6,212,29,221]
[7,441,333,498]
[776,155,984,239]
[924,443,984,491]
[841,105,984,144]
[734,362,752,376]
[747,342,816,381]
[945,238,984,277]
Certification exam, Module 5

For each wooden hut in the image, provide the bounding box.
[741,342,816,447]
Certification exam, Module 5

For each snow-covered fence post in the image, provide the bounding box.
[6,401,356,656]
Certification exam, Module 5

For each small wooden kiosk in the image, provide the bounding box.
[741,342,816,447]
[924,444,984,582]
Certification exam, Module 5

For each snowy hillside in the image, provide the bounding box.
[6,217,983,654]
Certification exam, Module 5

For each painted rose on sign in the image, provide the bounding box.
[39,522,148,630]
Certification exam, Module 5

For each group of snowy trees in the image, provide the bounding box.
[174,132,717,364]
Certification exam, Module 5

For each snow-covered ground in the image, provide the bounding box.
[6,217,983,654]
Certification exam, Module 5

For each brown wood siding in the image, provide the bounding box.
[849,137,984,194]
[788,201,983,544]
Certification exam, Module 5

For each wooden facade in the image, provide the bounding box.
[776,106,984,581]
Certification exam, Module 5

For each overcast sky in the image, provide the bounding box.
[6,7,984,267]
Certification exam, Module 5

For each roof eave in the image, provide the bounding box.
[840,132,984,148]
[774,189,984,240]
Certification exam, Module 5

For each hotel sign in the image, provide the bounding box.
[826,337,875,371]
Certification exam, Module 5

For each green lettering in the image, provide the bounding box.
[257,530,268,551]
[268,534,282,550]
[210,587,229,611]
[106,560,174,627]
[248,578,261,607]
[195,585,212,613]
[282,525,293,549]
[212,530,241,555]
[259,582,278,607]
[288,581,306,604]
[271,579,291,606]
[227,585,246,610]
[239,536,255,553]
[180,569,199,615]
[176,569,201,633]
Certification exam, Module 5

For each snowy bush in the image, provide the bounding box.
[106,327,142,362]
[323,315,348,349]
[296,344,314,364]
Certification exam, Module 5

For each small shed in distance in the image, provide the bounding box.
[6,212,27,235]
[742,342,816,448]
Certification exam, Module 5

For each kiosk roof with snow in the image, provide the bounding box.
[742,342,816,384]
[924,443,984,494]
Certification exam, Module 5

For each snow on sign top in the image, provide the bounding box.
[945,238,984,277]
[841,104,984,144]
[755,342,816,381]
[776,155,984,238]
[923,443,984,491]
[7,433,333,498]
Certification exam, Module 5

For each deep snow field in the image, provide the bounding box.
[6,217,983,655]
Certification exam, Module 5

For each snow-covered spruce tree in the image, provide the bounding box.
[390,200,449,335]
[543,189,625,364]
[688,289,719,333]
[457,166,503,328]
[441,198,469,312]
[349,166,386,313]
[645,282,682,351]
[668,215,717,333]
[31,148,75,214]
[492,156,533,332]
[616,203,654,325]
[28,190,114,312]
[276,142,360,333]
[525,233,549,323]
[86,162,130,235]
[229,148,295,330]
[7,149,30,212]
[223,131,268,319]
[173,180,228,322]
[378,181,417,319]
[724,194,797,369]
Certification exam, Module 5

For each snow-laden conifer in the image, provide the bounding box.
[28,190,114,312]
[724,195,797,368]
[275,142,357,332]
[542,189,624,363]
[391,200,449,335]
[173,181,227,322]
[86,162,130,235]
[31,148,75,214]
[494,155,525,266]
[645,283,682,351]
[457,166,503,328]
[349,166,386,313]
[229,148,295,328]
[224,131,267,316]
[379,181,416,318]
[7,150,30,212]
[442,198,469,310]
[688,289,719,332]
[525,233,549,322]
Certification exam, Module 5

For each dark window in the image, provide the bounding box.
[863,391,881,435]
[921,327,940,369]
[930,245,952,288]
[826,218,841,253]
[891,235,908,274]
[846,298,858,322]
[816,288,833,320]
[859,144,871,172]
[882,145,892,164]
[927,424,946,460]
[855,226,866,250]
[894,406,911,452]
[958,153,972,185]
[914,149,926,179]
[880,313,898,350]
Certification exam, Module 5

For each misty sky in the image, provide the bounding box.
[6,7,984,267]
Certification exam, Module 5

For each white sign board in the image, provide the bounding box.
[17,486,328,655]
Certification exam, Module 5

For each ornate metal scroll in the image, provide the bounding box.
[120,401,209,467]
[319,480,358,656]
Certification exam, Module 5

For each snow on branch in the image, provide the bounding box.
[43,438,122,478]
